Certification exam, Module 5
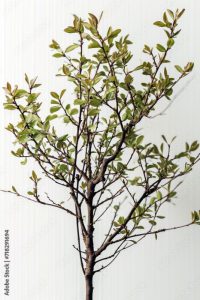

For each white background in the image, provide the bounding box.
[0,0,200,299]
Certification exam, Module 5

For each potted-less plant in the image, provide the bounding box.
[2,8,200,300]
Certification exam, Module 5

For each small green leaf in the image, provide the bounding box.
[185,62,194,73]
[125,74,133,84]
[88,108,99,116]
[118,216,125,225]
[154,21,166,27]
[130,177,140,186]
[62,65,70,75]
[32,170,37,181]
[167,9,174,20]
[136,135,144,146]
[88,40,101,48]
[70,108,78,115]
[12,186,17,193]
[46,114,58,121]
[114,205,119,211]
[64,26,77,33]
[4,104,16,110]
[175,65,183,73]
[178,9,185,19]
[15,89,27,98]
[53,53,64,58]
[108,29,121,38]
[156,191,162,201]
[156,44,166,52]
[90,98,101,107]
[74,99,86,105]
[50,106,60,113]
[65,44,79,53]
[167,38,174,48]
[190,141,199,152]
[150,197,156,205]
[50,92,59,99]
[60,89,66,98]
[51,100,59,105]
[161,135,168,143]
[88,13,98,28]
[149,220,157,226]
[63,116,70,123]
[27,191,34,195]
[20,158,27,165]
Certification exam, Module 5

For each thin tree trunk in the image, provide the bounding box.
[85,183,95,300]
[85,259,94,300]
[85,236,95,300]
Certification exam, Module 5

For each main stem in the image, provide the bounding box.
[85,256,95,300]
[85,183,95,300]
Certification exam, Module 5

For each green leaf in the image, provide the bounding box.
[88,108,99,116]
[46,114,58,121]
[74,99,86,105]
[143,45,151,54]
[129,177,140,186]
[113,221,120,227]
[88,40,101,48]
[62,65,70,75]
[18,133,29,143]
[150,197,156,205]
[50,92,59,99]
[175,65,183,73]
[35,134,44,143]
[118,216,125,225]
[27,191,34,195]
[154,21,166,27]
[4,104,16,110]
[167,9,174,20]
[190,141,199,152]
[114,205,119,211]
[53,53,64,58]
[88,13,98,28]
[167,38,174,48]
[125,74,133,84]
[156,191,162,201]
[175,152,187,159]
[136,135,144,146]
[156,44,166,52]
[64,26,77,33]
[63,116,70,123]
[65,44,79,53]
[108,29,121,38]
[185,62,194,73]
[161,135,168,143]
[15,89,27,98]
[51,100,59,105]
[149,220,157,226]
[27,93,39,103]
[12,186,17,193]
[49,39,60,49]
[59,164,68,172]
[70,108,78,115]
[50,106,60,113]
[32,170,37,181]
[90,98,101,106]
[178,9,185,19]
[60,89,66,98]
[20,158,27,165]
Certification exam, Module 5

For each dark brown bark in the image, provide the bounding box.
[85,183,95,300]
[85,256,95,300]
